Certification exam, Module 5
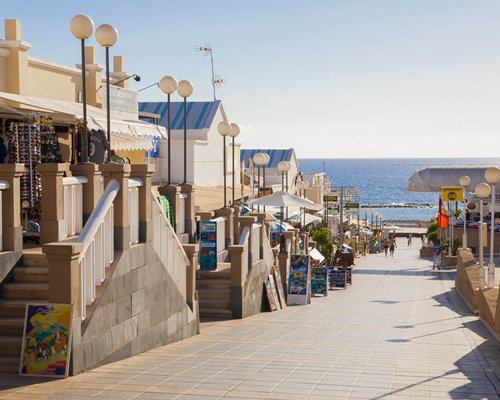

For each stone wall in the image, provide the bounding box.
[455,249,481,312]
[231,259,272,319]
[0,251,22,283]
[70,243,199,374]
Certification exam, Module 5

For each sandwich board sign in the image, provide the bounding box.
[200,221,218,270]
[287,255,311,305]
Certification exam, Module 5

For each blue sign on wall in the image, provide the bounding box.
[200,221,217,270]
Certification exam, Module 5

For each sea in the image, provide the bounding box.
[298,158,500,222]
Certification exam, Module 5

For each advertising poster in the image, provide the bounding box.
[287,255,311,305]
[264,278,278,311]
[272,266,287,309]
[268,274,281,310]
[329,269,347,289]
[338,267,352,285]
[311,267,328,296]
[20,303,73,378]
[200,221,217,270]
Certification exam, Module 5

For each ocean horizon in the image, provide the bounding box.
[298,157,500,221]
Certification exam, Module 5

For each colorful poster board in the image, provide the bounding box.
[20,303,73,377]
[287,255,311,305]
[329,269,347,289]
[338,267,352,285]
[272,266,287,309]
[311,267,328,296]
[268,274,281,310]
[264,277,279,311]
[441,186,464,202]
[200,221,217,270]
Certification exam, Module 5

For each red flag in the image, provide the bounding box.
[437,196,449,228]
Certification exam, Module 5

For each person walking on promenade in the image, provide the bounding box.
[421,233,425,247]
[407,234,412,246]
[433,240,442,270]
[389,237,397,257]
[383,237,390,257]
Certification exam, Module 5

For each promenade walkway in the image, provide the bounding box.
[2,239,500,399]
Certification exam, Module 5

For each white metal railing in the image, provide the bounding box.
[77,179,118,320]
[62,176,87,238]
[0,180,9,252]
[239,226,250,280]
[251,223,261,264]
[129,178,143,245]
[152,192,189,300]
[211,216,226,253]
[178,193,186,234]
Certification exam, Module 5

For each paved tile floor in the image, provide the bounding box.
[2,238,500,399]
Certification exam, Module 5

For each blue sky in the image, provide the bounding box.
[2,1,500,158]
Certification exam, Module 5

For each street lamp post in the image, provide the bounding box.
[485,167,500,288]
[228,123,240,205]
[475,183,491,282]
[278,161,291,219]
[177,80,193,184]
[70,14,95,163]
[96,24,118,163]
[253,153,268,212]
[159,76,178,185]
[459,175,471,249]
[217,121,231,207]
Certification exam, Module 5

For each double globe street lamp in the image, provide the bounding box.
[159,76,178,185]
[70,14,95,163]
[177,80,194,184]
[475,182,491,283]
[459,175,471,249]
[228,123,240,205]
[485,167,500,288]
[217,121,232,207]
[95,24,118,162]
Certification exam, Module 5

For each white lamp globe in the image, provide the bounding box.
[70,15,95,40]
[253,152,267,166]
[217,121,232,137]
[262,153,270,165]
[177,80,193,98]
[284,161,292,171]
[475,183,492,199]
[228,123,240,138]
[95,24,118,47]
[159,76,177,95]
[459,175,471,187]
[485,167,500,185]
[277,161,289,172]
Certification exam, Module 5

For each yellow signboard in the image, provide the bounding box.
[441,186,464,202]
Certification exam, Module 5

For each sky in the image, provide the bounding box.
[2,0,500,158]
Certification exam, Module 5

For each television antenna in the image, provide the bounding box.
[195,43,226,100]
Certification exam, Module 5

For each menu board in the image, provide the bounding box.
[20,304,73,377]
[287,255,311,305]
[272,266,287,309]
[311,267,328,296]
[200,221,217,270]
[338,267,352,285]
[329,269,347,289]
[268,274,281,310]
[264,277,279,311]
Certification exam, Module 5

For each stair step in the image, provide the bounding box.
[198,288,230,299]
[0,336,22,356]
[0,300,29,318]
[196,279,230,288]
[197,270,231,280]
[0,357,20,373]
[13,267,49,282]
[0,318,25,336]
[22,254,48,267]
[2,283,49,300]
[199,308,233,319]
[199,299,231,309]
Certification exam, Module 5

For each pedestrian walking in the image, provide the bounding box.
[433,240,441,270]
[421,233,425,247]
[383,238,390,257]
[407,234,412,246]
[390,237,396,257]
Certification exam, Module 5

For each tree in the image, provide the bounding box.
[310,226,334,261]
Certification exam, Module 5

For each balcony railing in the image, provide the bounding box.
[62,176,87,238]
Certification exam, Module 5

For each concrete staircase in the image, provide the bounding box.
[197,263,232,319]
[0,251,49,373]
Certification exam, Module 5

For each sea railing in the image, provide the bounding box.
[251,223,261,264]
[62,176,88,238]
[152,193,188,300]
[77,179,118,320]
[238,226,250,281]
[128,178,142,245]
[0,180,9,252]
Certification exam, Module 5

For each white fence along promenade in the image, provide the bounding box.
[152,193,189,301]
[0,180,9,251]
[129,178,142,245]
[62,176,87,238]
[77,179,118,320]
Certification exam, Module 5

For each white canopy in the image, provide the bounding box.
[248,191,322,210]
[407,166,496,192]
[288,213,323,226]
[0,91,167,151]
